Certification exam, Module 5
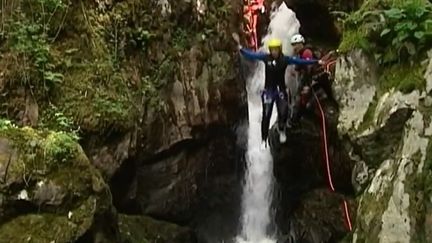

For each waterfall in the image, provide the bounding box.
[236,3,300,243]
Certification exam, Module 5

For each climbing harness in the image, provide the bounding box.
[313,90,353,232]
[243,0,265,50]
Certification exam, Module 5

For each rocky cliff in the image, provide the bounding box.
[0,0,246,242]
[1,0,431,242]
[265,0,432,242]
[334,0,432,242]
[335,48,432,243]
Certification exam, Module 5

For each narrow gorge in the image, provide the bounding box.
[0,0,431,243]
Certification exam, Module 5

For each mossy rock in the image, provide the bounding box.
[0,198,95,243]
[0,122,118,242]
[119,214,196,243]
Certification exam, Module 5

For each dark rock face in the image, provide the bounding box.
[281,0,362,49]
[100,0,248,240]
[269,98,355,242]
[74,0,247,239]
[119,214,197,243]
[83,131,137,180]
[279,189,354,243]
[109,125,246,242]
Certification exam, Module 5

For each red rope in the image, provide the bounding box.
[313,91,353,232]
[325,60,337,73]
[243,0,264,50]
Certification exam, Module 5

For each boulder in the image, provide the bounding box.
[0,123,120,243]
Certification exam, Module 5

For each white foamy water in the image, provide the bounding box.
[236,3,300,243]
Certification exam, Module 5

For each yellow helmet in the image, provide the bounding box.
[268,38,282,48]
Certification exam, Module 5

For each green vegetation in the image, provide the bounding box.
[378,63,425,93]
[39,105,78,134]
[405,150,428,243]
[0,0,235,135]
[0,119,79,166]
[340,0,432,60]
[6,0,67,94]
[340,0,432,61]
[339,0,431,93]
[355,162,395,242]
[0,0,156,133]
[0,118,111,242]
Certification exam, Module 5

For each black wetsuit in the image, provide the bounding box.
[240,47,318,142]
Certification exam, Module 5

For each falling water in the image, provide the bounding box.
[236,3,300,243]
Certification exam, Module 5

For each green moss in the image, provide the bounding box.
[423,139,432,209]
[119,214,193,243]
[357,93,379,133]
[378,63,426,93]
[404,150,428,243]
[0,122,79,166]
[52,61,140,133]
[339,30,368,53]
[0,120,103,198]
[355,162,396,243]
[0,120,112,242]
[0,197,95,243]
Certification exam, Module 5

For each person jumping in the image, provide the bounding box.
[233,33,322,149]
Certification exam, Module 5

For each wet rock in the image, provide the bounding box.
[269,96,355,242]
[351,160,370,194]
[281,189,354,243]
[85,131,137,180]
[33,180,65,206]
[119,214,196,243]
[135,132,243,226]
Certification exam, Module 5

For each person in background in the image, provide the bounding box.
[289,34,324,127]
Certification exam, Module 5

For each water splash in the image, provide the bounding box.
[236,3,300,243]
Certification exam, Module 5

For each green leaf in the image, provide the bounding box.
[407,21,418,31]
[362,10,382,19]
[384,8,405,19]
[414,31,425,39]
[415,7,426,18]
[424,19,432,31]
[381,28,391,37]
[397,32,410,42]
[395,22,408,31]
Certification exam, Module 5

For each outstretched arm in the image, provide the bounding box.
[284,55,319,65]
[240,48,267,61]
[232,32,266,61]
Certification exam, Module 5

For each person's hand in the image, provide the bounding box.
[232,33,242,49]
[232,33,240,44]
[318,60,325,65]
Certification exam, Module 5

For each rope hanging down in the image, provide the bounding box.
[313,90,353,232]
[242,0,353,232]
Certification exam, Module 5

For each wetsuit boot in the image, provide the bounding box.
[276,90,289,143]
[261,90,275,150]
